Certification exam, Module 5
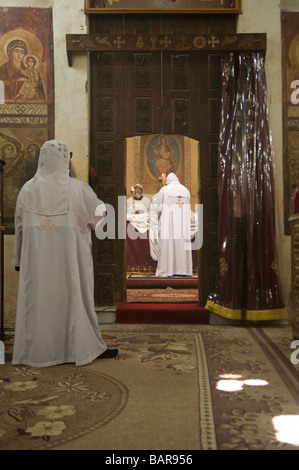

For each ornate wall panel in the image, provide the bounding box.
[0,7,54,232]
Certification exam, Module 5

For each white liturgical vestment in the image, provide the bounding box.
[127,195,151,234]
[154,173,193,277]
[12,140,107,367]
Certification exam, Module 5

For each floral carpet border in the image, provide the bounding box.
[194,334,217,450]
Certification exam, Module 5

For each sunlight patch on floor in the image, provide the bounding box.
[272,415,299,446]
[216,374,269,392]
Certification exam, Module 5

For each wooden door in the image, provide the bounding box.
[89,15,234,307]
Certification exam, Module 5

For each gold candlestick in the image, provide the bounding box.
[131,187,135,210]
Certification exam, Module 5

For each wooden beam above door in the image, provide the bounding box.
[66,33,266,66]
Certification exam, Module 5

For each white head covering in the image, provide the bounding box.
[165,172,190,198]
[166,173,179,185]
[19,139,70,215]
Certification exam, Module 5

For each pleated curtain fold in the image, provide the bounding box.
[205,51,287,321]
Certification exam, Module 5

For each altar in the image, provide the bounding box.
[127,222,157,275]
[126,220,199,277]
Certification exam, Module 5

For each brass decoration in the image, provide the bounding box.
[66,33,266,66]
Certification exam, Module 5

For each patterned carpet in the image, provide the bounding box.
[0,324,298,450]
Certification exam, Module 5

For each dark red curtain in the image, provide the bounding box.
[205,52,287,321]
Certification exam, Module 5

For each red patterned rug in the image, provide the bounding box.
[119,286,208,324]
[127,276,198,289]
[116,302,209,324]
[127,287,198,303]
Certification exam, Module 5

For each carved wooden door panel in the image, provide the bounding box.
[124,51,162,137]
[124,51,201,138]
[90,47,220,307]
[89,50,127,307]
[162,52,200,138]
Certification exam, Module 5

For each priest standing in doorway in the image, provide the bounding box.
[154,172,193,277]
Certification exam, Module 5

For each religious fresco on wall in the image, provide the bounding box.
[146,135,180,180]
[281,12,299,232]
[134,134,186,196]
[126,134,198,207]
[0,7,54,232]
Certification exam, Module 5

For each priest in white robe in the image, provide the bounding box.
[12,139,118,367]
[127,184,151,215]
[154,173,193,277]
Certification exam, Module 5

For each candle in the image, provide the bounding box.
[131,187,135,208]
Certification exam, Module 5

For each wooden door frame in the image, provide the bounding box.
[66,32,266,306]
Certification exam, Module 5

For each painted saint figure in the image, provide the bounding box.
[16,55,45,100]
[0,132,24,176]
[153,135,174,177]
[0,39,45,101]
